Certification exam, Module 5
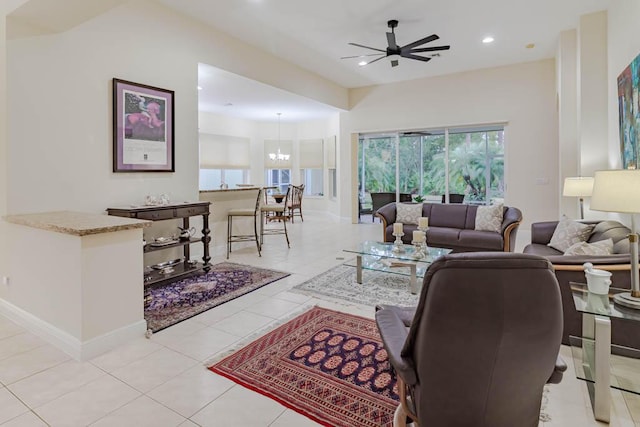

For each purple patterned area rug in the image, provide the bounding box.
[144,262,289,332]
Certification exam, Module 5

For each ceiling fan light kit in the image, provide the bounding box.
[343,19,450,67]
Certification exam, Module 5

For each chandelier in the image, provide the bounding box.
[268,113,290,162]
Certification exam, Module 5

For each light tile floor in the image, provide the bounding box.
[0,213,637,426]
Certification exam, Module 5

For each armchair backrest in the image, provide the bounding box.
[403,252,562,427]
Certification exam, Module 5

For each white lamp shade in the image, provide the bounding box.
[562,177,594,197]
[591,170,640,213]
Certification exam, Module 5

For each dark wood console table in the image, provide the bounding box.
[107,202,211,287]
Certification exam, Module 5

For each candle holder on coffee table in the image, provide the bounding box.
[392,232,405,253]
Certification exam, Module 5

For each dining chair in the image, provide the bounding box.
[288,184,304,222]
[226,188,262,258]
[260,185,291,248]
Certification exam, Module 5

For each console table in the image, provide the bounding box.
[107,202,211,287]
[570,282,640,423]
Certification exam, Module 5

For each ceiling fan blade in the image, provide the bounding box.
[401,53,432,62]
[401,34,439,51]
[340,53,386,59]
[386,32,398,50]
[391,59,399,67]
[348,42,386,53]
[409,45,451,53]
[364,55,387,65]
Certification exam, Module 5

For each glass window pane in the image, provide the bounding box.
[281,169,291,183]
[199,169,222,191]
[398,136,421,198]
[359,136,397,195]
[301,168,324,196]
[421,135,446,198]
[224,169,244,188]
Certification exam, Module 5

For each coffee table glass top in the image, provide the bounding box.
[343,241,451,278]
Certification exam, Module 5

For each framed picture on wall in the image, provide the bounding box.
[618,54,640,169]
[112,78,175,172]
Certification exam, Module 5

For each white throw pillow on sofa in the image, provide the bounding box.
[548,218,594,252]
[474,204,504,233]
[396,203,423,225]
[564,238,614,256]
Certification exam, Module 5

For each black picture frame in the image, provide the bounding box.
[112,78,175,172]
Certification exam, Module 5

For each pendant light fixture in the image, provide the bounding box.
[268,113,290,162]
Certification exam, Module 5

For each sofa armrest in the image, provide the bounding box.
[531,221,559,244]
[501,207,523,252]
[376,203,397,241]
[376,203,397,225]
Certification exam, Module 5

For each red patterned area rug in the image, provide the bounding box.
[208,306,398,427]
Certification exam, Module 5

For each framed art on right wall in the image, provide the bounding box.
[618,53,640,169]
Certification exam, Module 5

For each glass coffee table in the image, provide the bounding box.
[343,241,451,294]
[569,282,640,423]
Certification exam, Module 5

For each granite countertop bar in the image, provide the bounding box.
[3,211,151,236]
[200,186,275,194]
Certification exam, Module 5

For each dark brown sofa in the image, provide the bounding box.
[522,220,638,349]
[375,202,522,252]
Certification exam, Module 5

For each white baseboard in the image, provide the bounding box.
[0,299,147,361]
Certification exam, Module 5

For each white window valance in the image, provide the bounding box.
[299,139,324,169]
[199,133,250,169]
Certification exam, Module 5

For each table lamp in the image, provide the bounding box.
[590,170,640,309]
[563,177,594,219]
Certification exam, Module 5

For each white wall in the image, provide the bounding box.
[6,0,347,216]
[342,59,559,227]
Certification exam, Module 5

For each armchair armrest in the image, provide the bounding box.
[375,308,417,386]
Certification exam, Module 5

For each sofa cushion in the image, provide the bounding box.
[396,203,423,225]
[429,204,469,229]
[458,230,504,251]
[474,203,504,233]
[564,238,614,256]
[427,227,461,247]
[548,218,594,252]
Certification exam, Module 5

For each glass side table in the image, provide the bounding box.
[570,282,640,423]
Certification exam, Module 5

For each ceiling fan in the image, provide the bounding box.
[342,19,450,67]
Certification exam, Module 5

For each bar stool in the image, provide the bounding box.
[260,185,290,248]
[227,188,262,259]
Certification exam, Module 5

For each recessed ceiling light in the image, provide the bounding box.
[358,61,367,66]
[197,86,203,90]
[224,102,233,107]
[482,36,494,44]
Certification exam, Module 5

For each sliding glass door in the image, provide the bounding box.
[358,125,504,210]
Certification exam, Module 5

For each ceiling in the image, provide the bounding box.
[161,0,610,122]
[8,0,613,123]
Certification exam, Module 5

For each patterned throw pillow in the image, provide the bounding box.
[548,218,594,252]
[474,204,504,233]
[396,203,423,225]
[564,238,614,256]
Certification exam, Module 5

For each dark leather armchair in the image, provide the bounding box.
[375,252,566,427]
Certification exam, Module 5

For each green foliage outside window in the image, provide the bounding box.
[358,129,504,205]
